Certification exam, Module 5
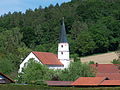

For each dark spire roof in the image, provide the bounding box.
[59,18,67,43]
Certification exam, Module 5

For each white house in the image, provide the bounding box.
[18,19,70,73]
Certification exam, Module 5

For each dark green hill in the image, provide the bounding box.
[0,0,120,75]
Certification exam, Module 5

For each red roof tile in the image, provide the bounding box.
[100,80,120,85]
[97,73,120,80]
[46,81,73,86]
[91,64,120,73]
[71,77,107,86]
[32,51,63,65]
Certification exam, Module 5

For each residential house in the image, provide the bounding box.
[0,72,15,84]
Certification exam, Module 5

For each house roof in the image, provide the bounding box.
[100,80,120,85]
[71,77,108,86]
[32,51,63,66]
[46,81,73,86]
[0,72,15,83]
[91,64,120,73]
[97,73,120,80]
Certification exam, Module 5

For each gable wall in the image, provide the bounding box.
[18,52,42,73]
[48,65,64,69]
[18,52,65,73]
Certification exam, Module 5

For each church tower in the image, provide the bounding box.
[58,18,70,68]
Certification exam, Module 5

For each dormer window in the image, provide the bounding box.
[61,45,63,48]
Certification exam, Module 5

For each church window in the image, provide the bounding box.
[61,52,63,55]
[61,45,63,48]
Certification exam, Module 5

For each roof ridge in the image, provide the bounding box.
[32,51,55,54]
[0,72,15,83]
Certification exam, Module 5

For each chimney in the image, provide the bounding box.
[96,63,98,67]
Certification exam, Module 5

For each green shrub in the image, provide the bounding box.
[112,59,120,64]
[89,61,95,64]
[18,59,53,85]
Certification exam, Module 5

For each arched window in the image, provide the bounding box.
[61,45,63,48]
[61,52,63,55]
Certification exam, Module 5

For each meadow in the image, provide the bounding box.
[0,85,120,90]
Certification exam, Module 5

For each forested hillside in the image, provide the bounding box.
[0,0,120,76]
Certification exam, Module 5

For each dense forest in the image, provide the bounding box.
[0,0,120,77]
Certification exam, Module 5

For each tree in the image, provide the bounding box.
[59,61,95,81]
[76,31,96,56]
[0,56,14,74]
[18,59,53,85]
[89,23,110,53]
[70,21,88,39]
[0,27,24,54]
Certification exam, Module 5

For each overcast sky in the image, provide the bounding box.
[0,0,71,15]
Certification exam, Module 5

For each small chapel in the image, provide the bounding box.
[18,19,70,73]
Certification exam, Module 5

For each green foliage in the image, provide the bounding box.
[0,0,120,79]
[0,27,24,54]
[76,31,96,56]
[59,61,95,81]
[18,59,53,85]
[89,61,95,64]
[2,84,120,90]
[70,54,79,62]
[0,56,14,74]
[112,59,120,64]
[0,0,120,56]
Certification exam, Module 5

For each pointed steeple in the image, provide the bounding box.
[59,17,67,43]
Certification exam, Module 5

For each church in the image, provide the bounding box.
[18,19,70,73]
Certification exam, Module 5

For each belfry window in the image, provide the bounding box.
[61,52,63,55]
[61,45,63,48]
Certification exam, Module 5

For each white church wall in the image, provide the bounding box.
[58,43,69,51]
[60,60,70,68]
[18,52,66,73]
[18,52,41,73]
[48,65,64,69]
[58,51,69,60]
[58,43,69,60]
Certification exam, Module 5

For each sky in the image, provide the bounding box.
[0,0,71,15]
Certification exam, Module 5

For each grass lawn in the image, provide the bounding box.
[0,84,120,90]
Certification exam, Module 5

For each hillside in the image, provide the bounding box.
[81,52,118,64]
[0,0,120,76]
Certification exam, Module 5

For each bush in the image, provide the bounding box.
[112,59,120,64]
[59,61,95,81]
[18,59,54,85]
[89,61,95,64]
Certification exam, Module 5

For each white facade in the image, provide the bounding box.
[18,52,65,73]
[58,43,70,68]
[58,43,69,60]
[18,52,41,73]
[48,65,64,69]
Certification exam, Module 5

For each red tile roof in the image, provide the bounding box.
[97,73,120,80]
[46,81,73,86]
[32,51,63,65]
[91,64,120,73]
[71,77,107,86]
[100,80,120,85]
